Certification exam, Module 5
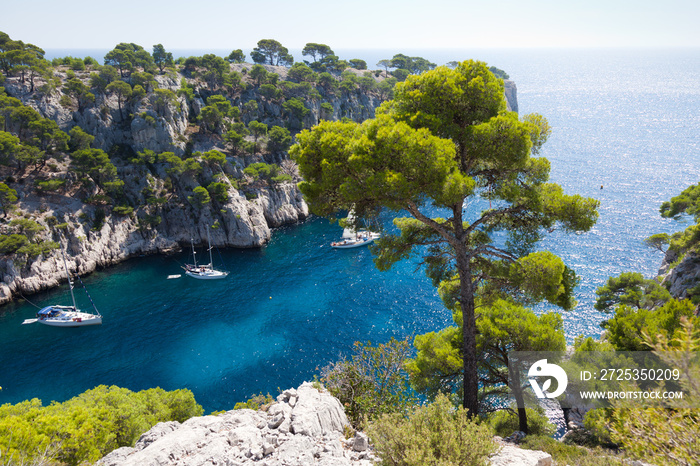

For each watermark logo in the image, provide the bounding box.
[528,359,568,399]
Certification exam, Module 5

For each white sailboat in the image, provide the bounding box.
[330,211,381,249]
[183,228,229,279]
[22,247,102,327]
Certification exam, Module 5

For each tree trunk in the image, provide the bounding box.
[509,362,529,433]
[453,211,479,417]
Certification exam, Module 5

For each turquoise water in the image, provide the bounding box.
[1,49,699,413]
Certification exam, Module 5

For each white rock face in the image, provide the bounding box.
[660,251,700,304]
[0,180,307,304]
[95,382,559,466]
[490,442,552,466]
[96,382,376,466]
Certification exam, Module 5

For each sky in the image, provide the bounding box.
[2,0,699,52]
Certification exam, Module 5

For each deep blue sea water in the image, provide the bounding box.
[1,49,699,413]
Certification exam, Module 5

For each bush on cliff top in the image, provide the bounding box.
[0,385,203,466]
[365,393,495,466]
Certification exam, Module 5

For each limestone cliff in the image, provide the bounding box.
[0,60,518,304]
[658,249,700,312]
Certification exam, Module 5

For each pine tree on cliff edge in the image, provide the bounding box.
[291,60,599,415]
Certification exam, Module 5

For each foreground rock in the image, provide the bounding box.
[490,437,552,466]
[97,382,560,466]
[97,382,376,466]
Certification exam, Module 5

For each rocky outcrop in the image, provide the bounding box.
[96,383,555,466]
[659,250,700,308]
[97,382,376,466]
[490,438,552,466]
[504,80,518,113]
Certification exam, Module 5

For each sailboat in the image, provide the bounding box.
[183,227,229,279]
[22,246,102,327]
[330,211,381,249]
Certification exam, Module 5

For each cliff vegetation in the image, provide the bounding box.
[0,33,521,304]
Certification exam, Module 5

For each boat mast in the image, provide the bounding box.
[61,246,77,310]
[207,227,214,267]
[190,238,198,267]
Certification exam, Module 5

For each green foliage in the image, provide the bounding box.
[488,407,554,437]
[408,299,565,433]
[227,49,245,63]
[644,232,670,252]
[138,213,162,230]
[188,185,210,208]
[89,65,119,92]
[520,435,625,466]
[243,162,282,183]
[594,271,671,312]
[0,130,20,167]
[302,43,334,63]
[9,218,44,238]
[207,181,229,203]
[488,66,509,80]
[105,80,132,118]
[200,149,226,166]
[603,318,700,465]
[198,95,237,133]
[282,97,309,122]
[267,125,292,154]
[287,62,316,83]
[510,251,580,310]
[152,43,173,73]
[0,385,202,465]
[104,42,155,77]
[0,233,29,253]
[28,118,69,156]
[70,147,119,188]
[112,205,134,216]
[0,180,17,215]
[321,338,417,427]
[34,178,66,192]
[655,183,700,256]
[250,39,293,66]
[601,299,696,351]
[68,125,94,151]
[661,182,700,222]
[259,83,281,100]
[365,393,496,466]
[233,393,274,411]
[292,66,598,425]
[249,64,269,86]
[349,59,367,70]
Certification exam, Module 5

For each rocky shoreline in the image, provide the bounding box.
[0,180,309,304]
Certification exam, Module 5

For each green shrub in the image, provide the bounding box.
[35,179,66,192]
[521,435,624,466]
[487,407,555,437]
[188,186,210,208]
[233,393,275,411]
[321,337,416,427]
[207,181,229,203]
[16,240,59,257]
[0,385,203,466]
[0,233,29,253]
[112,205,134,216]
[243,162,280,183]
[365,393,495,466]
[271,174,292,184]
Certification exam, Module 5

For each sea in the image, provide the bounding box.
[0,48,698,413]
